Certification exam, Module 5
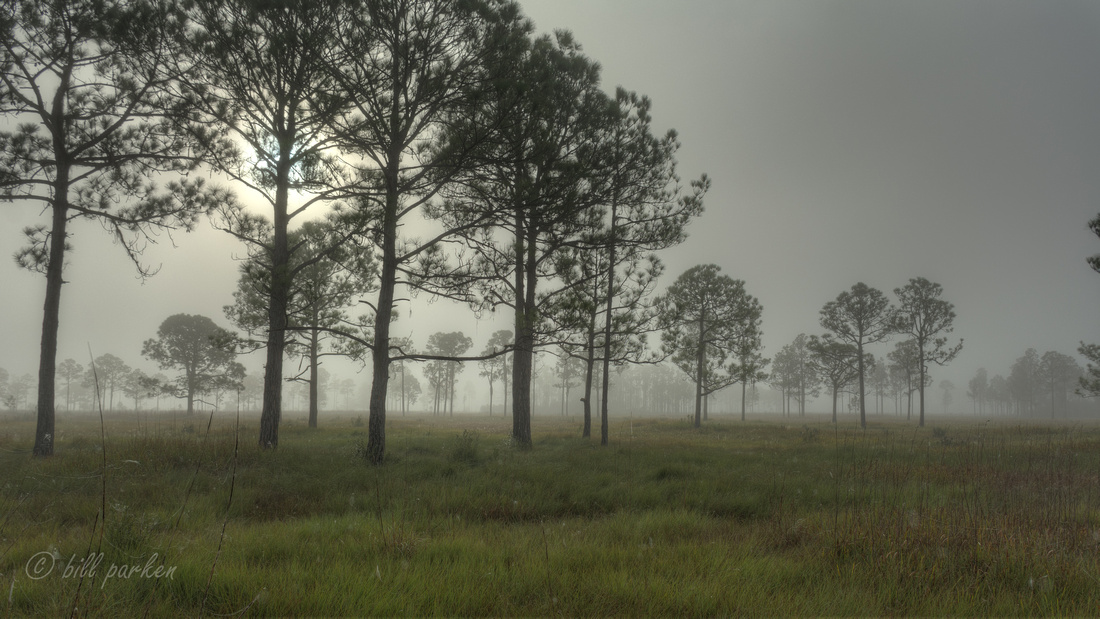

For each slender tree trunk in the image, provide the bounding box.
[502,354,509,417]
[831,385,839,423]
[34,184,70,456]
[308,327,319,428]
[511,213,535,448]
[917,341,927,427]
[259,143,294,449]
[582,331,595,438]
[365,169,399,464]
[741,382,747,421]
[694,308,705,428]
[599,202,618,445]
[857,341,867,429]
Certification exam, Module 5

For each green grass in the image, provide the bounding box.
[2,412,1100,616]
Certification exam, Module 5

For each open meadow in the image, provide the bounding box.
[2,411,1100,616]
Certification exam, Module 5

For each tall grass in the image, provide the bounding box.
[1,413,1098,616]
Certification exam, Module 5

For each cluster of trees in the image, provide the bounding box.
[7,0,1095,461]
[0,369,35,411]
[966,350,1085,418]
[959,213,1100,420]
[3,0,707,461]
[658,276,963,429]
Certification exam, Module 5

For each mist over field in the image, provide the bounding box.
[3,1,1100,615]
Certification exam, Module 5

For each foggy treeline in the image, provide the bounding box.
[3,0,1100,464]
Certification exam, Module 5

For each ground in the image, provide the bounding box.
[2,411,1098,616]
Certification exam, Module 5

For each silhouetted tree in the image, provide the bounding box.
[870,359,890,414]
[186,0,353,448]
[479,330,512,416]
[939,379,955,414]
[1079,213,1100,397]
[142,314,241,414]
[329,0,522,463]
[807,335,861,423]
[658,264,762,428]
[84,354,130,412]
[988,374,1010,415]
[730,331,768,422]
[1038,350,1081,418]
[2,0,221,456]
[771,334,817,418]
[1009,348,1041,416]
[820,283,894,428]
[1077,344,1100,397]
[436,30,611,447]
[893,277,962,427]
[968,368,988,415]
[591,88,707,444]
[887,339,924,419]
[225,217,375,428]
[56,359,83,412]
[425,331,474,416]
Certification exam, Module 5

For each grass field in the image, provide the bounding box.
[2,411,1099,616]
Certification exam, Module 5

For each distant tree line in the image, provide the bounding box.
[5,0,1098,463]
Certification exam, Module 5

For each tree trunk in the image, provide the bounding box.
[33,182,70,457]
[831,386,838,423]
[259,145,294,449]
[510,210,536,448]
[599,204,618,446]
[917,339,927,428]
[365,171,399,464]
[487,376,493,417]
[741,381,747,421]
[693,307,705,428]
[857,341,867,429]
[308,327,319,429]
[581,334,594,438]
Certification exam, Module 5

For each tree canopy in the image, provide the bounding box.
[820,282,894,429]
[893,277,962,427]
[142,314,243,414]
[658,264,763,428]
[2,0,222,456]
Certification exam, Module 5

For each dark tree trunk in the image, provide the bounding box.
[511,214,536,448]
[365,170,399,464]
[259,147,293,449]
[449,363,455,416]
[33,178,70,457]
[917,352,926,427]
[487,376,493,417]
[831,386,839,423]
[599,203,617,446]
[693,305,705,428]
[308,327,319,428]
[857,341,867,429]
[582,319,595,438]
[740,381,747,421]
[502,354,509,417]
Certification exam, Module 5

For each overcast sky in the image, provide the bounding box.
[2,1,1099,405]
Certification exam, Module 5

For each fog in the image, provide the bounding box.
[2,0,1099,416]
